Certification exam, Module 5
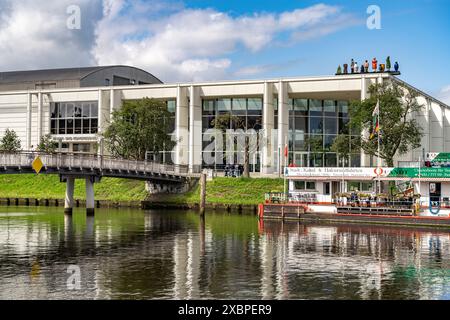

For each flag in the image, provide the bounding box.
[370,100,380,140]
[284,144,288,158]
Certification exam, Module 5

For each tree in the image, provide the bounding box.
[103,98,176,160]
[0,129,21,152]
[36,134,58,153]
[331,82,424,167]
[211,114,260,178]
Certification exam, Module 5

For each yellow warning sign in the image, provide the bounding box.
[32,156,44,174]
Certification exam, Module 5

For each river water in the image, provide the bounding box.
[0,207,449,300]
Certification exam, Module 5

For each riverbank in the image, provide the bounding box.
[145,177,284,205]
[0,174,147,202]
[0,174,284,209]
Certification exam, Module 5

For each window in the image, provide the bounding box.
[217,99,231,112]
[73,143,91,153]
[306,181,316,190]
[294,99,308,114]
[294,181,305,190]
[203,100,215,116]
[310,117,323,134]
[309,99,322,116]
[324,100,336,116]
[348,181,373,192]
[51,102,98,135]
[294,181,315,190]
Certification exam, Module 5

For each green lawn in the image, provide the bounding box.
[0,174,147,201]
[0,175,284,205]
[150,177,284,205]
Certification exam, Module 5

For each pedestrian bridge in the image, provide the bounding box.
[0,151,200,215]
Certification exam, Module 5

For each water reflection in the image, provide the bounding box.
[0,207,449,300]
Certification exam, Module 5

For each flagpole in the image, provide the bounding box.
[377,97,381,195]
[284,135,288,201]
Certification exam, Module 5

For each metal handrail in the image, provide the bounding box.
[0,151,200,176]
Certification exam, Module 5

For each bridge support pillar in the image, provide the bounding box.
[86,177,95,216]
[64,177,75,215]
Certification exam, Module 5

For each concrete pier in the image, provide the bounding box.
[64,177,75,215]
[85,177,95,216]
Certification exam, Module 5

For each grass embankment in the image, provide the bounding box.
[149,177,284,205]
[0,175,284,205]
[0,174,147,201]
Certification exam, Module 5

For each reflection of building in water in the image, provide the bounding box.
[173,231,201,299]
[260,222,450,299]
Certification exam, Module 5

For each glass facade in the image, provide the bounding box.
[202,98,263,171]
[288,99,360,167]
[50,102,98,135]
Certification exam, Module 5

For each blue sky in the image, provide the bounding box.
[0,0,448,102]
[182,0,450,98]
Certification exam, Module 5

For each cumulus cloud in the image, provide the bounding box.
[0,0,102,71]
[92,1,354,81]
[0,0,355,81]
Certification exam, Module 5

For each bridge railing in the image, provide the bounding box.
[0,151,196,176]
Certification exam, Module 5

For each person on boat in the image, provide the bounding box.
[372,58,378,72]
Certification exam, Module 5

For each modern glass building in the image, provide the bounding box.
[0,68,448,176]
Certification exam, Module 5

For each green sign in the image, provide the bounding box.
[430,153,450,164]
[388,167,450,178]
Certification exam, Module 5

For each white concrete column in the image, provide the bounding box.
[98,89,103,136]
[188,85,202,173]
[85,177,95,216]
[37,92,43,143]
[109,88,122,118]
[360,75,370,167]
[110,88,115,116]
[277,81,289,175]
[262,82,275,174]
[26,93,32,150]
[176,86,189,165]
[64,177,75,215]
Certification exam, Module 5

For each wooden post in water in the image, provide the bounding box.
[200,173,207,216]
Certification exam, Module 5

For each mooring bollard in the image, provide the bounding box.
[200,173,206,216]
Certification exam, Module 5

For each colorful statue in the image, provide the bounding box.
[386,56,391,71]
[343,64,348,74]
[364,60,369,73]
[354,62,359,73]
[394,61,399,72]
[350,59,355,74]
[336,65,342,75]
[372,58,378,72]
[379,63,385,72]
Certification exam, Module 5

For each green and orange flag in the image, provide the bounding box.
[370,100,380,140]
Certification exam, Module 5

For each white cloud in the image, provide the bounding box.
[0,0,103,71]
[0,0,355,81]
[438,85,450,105]
[92,2,354,82]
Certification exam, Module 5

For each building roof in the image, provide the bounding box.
[0,65,160,84]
